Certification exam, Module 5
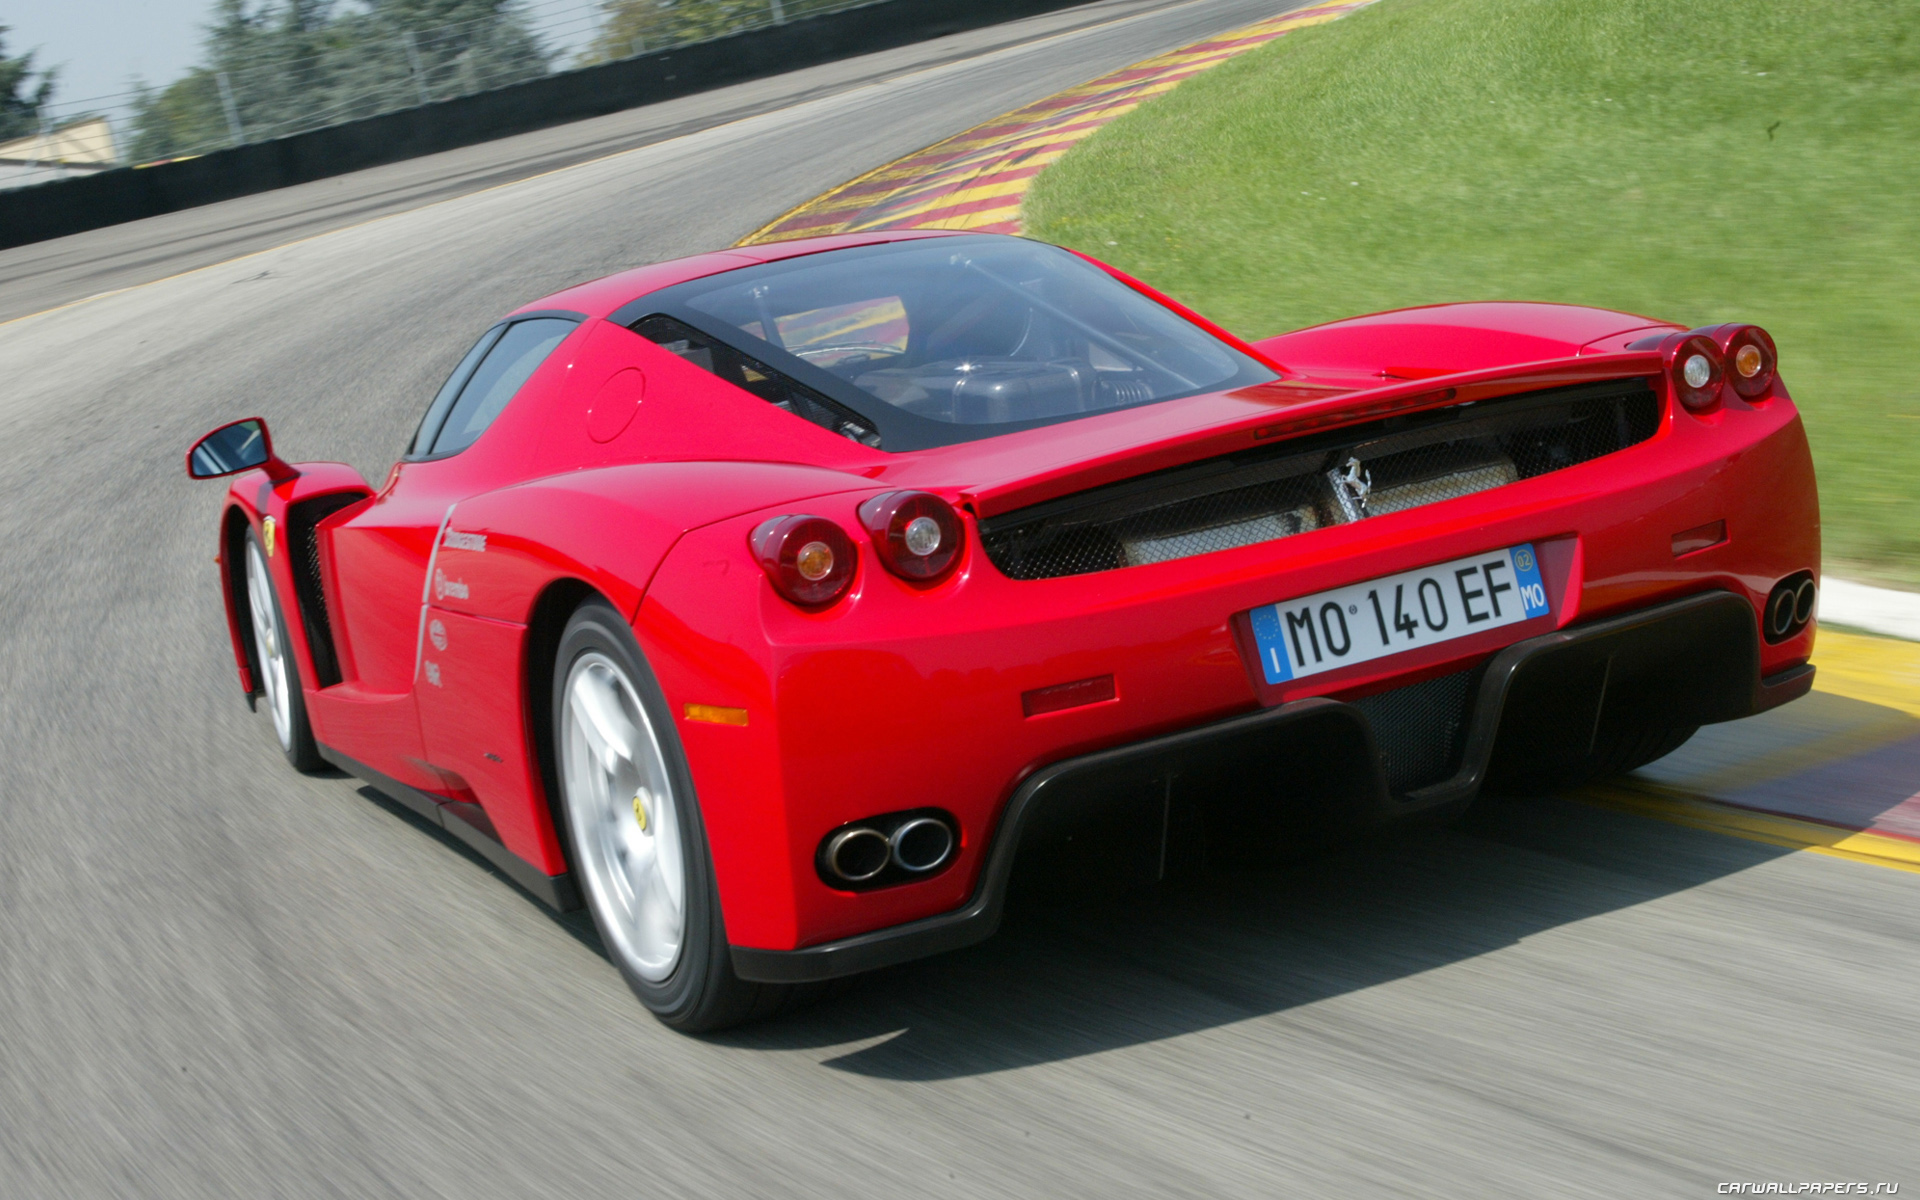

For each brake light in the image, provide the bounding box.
[1664,333,1724,411]
[749,515,856,607]
[857,490,964,583]
[1721,325,1778,399]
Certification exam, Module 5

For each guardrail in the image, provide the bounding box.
[0,0,1090,252]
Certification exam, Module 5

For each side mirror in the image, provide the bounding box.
[186,417,297,481]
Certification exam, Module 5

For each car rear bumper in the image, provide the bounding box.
[731,589,1812,982]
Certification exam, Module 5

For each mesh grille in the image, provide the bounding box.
[1348,669,1475,794]
[979,378,1659,581]
[285,492,366,689]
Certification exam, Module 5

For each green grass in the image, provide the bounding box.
[1026,0,1920,586]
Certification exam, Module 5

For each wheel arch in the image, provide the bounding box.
[222,502,263,705]
[524,576,603,887]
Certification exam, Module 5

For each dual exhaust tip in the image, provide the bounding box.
[1765,572,1817,643]
[819,810,956,889]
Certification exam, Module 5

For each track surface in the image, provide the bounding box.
[0,0,1214,325]
[1,2,1916,1195]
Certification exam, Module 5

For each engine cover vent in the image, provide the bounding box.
[978,377,1659,581]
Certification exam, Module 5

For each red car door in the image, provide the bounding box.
[308,464,454,792]
[311,316,580,794]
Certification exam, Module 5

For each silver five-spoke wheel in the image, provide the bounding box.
[245,538,294,751]
[561,651,686,982]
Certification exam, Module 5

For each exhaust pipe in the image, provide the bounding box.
[817,810,959,888]
[1794,577,1817,625]
[890,817,955,873]
[1768,586,1798,639]
[1763,572,1816,643]
[822,827,891,884]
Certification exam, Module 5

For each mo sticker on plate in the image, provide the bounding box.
[1248,544,1549,685]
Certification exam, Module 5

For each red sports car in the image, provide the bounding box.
[188,230,1819,1030]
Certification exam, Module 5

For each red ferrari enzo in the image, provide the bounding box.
[188,230,1819,1030]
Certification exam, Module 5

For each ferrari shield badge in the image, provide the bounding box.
[262,515,276,557]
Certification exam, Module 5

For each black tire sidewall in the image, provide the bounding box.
[550,600,737,1027]
[245,530,323,773]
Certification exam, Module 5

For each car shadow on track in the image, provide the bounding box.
[351,785,608,954]
[713,792,1797,1078]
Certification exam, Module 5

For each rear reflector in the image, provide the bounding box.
[1671,520,1728,557]
[1022,674,1117,717]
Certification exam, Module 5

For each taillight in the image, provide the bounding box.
[1721,325,1778,398]
[857,490,964,583]
[749,515,856,607]
[1663,333,1724,410]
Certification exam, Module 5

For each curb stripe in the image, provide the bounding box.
[1580,782,1920,875]
[738,0,1376,245]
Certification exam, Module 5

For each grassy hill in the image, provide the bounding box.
[1026,0,1920,585]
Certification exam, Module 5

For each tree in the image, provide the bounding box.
[126,0,552,160]
[0,24,57,141]
[126,72,225,162]
[583,0,785,64]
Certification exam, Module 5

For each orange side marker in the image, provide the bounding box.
[684,704,749,726]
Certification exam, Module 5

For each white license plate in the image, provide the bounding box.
[1248,544,1550,685]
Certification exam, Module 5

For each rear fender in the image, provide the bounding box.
[216,462,373,699]
[406,460,871,878]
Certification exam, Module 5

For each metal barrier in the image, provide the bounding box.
[0,0,884,194]
[0,0,1089,251]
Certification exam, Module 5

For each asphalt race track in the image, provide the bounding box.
[1,1,1916,1194]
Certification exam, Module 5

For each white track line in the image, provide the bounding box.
[1821,577,1920,642]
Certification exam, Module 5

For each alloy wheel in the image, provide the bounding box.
[245,539,294,750]
[560,651,687,982]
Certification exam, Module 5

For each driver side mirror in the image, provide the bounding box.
[186,417,297,482]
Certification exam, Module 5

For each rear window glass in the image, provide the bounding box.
[621,236,1273,452]
[633,315,880,447]
[413,317,578,457]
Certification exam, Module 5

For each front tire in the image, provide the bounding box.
[243,532,323,772]
[552,599,802,1032]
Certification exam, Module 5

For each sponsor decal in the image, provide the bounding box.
[433,569,469,601]
[423,660,442,687]
[442,530,487,552]
[428,619,448,652]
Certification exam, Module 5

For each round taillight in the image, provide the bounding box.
[1724,325,1778,399]
[857,490,964,583]
[749,515,856,607]
[1664,333,1724,411]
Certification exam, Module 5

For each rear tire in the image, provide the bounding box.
[243,532,324,773]
[551,599,814,1032]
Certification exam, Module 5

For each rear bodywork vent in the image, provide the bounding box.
[1349,669,1475,795]
[978,377,1659,580]
[285,491,368,688]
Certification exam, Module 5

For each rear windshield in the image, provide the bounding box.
[619,236,1274,451]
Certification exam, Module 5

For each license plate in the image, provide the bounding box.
[1248,544,1550,685]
